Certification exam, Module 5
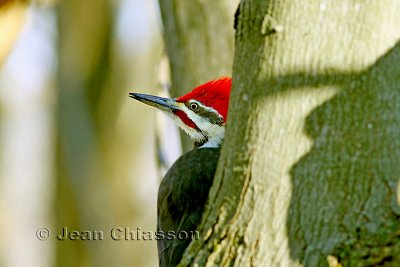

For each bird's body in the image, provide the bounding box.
[157,148,220,266]
[129,77,231,266]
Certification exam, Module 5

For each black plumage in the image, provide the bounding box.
[157,148,220,267]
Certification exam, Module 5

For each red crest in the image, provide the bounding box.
[177,77,231,121]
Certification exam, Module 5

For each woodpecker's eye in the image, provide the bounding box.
[189,102,198,110]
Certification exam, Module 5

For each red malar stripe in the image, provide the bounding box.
[173,110,199,130]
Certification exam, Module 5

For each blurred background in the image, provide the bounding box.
[0,0,170,266]
[0,0,236,266]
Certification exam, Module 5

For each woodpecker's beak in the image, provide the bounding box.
[129,93,180,112]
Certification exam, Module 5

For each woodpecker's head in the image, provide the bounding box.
[129,77,231,148]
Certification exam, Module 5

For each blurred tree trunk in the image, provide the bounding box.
[180,1,400,266]
[0,0,29,65]
[56,0,163,265]
[158,0,237,151]
[56,0,113,266]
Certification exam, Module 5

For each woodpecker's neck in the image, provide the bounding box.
[195,127,225,148]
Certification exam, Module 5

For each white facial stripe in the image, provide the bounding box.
[180,105,225,148]
[166,112,205,142]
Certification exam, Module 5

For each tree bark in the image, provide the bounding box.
[181,1,400,266]
[158,0,237,151]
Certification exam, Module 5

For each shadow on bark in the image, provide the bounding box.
[178,38,400,266]
[287,42,400,266]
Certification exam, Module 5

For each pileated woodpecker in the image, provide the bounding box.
[129,77,231,266]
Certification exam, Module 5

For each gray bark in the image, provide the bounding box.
[158,0,237,151]
[180,1,400,266]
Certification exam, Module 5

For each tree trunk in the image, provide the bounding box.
[181,1,400,266]
[158,0,237,151]
[56,0,165,264]
[56,0,115,266]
